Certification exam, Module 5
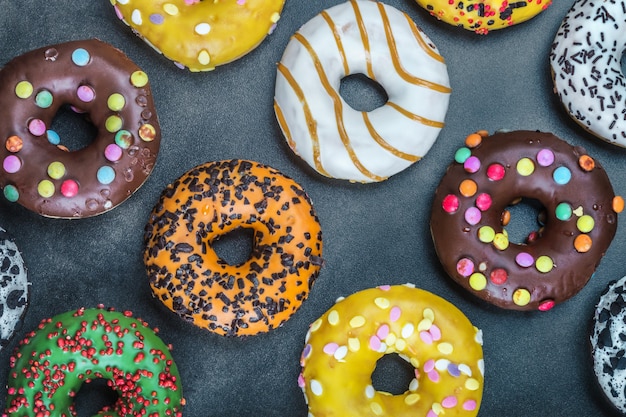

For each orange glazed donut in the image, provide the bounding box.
[144,160,324,336]
[299,284,484,417]
[111,0,285,71]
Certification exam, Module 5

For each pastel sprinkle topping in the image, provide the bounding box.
[71,48,90,66]
[15,81,33,98]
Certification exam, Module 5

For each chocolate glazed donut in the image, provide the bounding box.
[0,39,160,218]
[430,130,622,311]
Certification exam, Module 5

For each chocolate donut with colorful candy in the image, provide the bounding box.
[3,307,184,416]
[111,0,285,71]
[550,0,626,146]
[144,159,323,336]
[415,0,552,34]
[0,39,160,218]
[299,284,484,416]
[430,130,622,311]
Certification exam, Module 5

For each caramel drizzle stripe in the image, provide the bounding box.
[294,32,386,182]
[273,99,296,150]
[362,112,421,162]
[386,101,445,128]
[403,13,446,64]
[350,0,375,79]
[321,10,350,75]
[276,62,331,178]
[377,2,451,93]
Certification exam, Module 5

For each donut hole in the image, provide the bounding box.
[503,197,545,244]
[339,73,388,112]
[48,105,98,151]
[73,378,119,416]
[212,227,255,266]
[371,353,415,395]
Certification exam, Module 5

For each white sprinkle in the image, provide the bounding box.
[195,22,211,35]
[401,323,414,338]
[310,379,323,396]
[131,9,142,25]
[365,385,375,399]
[334,345,348,361]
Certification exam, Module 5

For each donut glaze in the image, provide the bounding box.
[0,39,160,218]
[111,0,285,71]
[3,307,184,417]
[299,284,484,416]
[591,275,626,414]
[144,160,323,336]
[274,0,450,183]
[0,227,28,352]
[416,0,552,34]
[550,0,626,146]
[431,130,622,311]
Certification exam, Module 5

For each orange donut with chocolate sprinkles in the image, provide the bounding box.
[144,159,324,337]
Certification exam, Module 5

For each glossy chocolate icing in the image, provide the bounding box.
[0,39,160,218]
[430,130,620,311]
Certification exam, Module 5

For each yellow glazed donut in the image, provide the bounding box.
[111,0,285,71]
[416,1,552,34]
[299,284,484,416]
[274,0,450,183]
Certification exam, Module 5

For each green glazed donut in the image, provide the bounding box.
[3,307,184,416]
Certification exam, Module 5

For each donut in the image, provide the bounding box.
[111,0,285,71]
[299,284,484,416]
[0,39,160,218]
[274,0,450,183]
[0,227,29,351]
[143,159,324,336]
[430,130,623,311]
[415,0,552,34]
[3,307,184,416]
[550,0,626,146]
[590,275,626,414]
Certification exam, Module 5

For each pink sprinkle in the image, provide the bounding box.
[378,285,391,291]
[538,300,555,312]
[515,252,534,268]
[237,0,246,4]
[456,258,474,277]
[323,343,338,355]
[369,335,382,351]
[297,373,305,388]
[77,85,95,102]
[61,180,79,198]
[429,325,441,341]
[28,119,46,136]
[427,411,437,417]
[442,194,459,213]
[389,306,401,322]
[463,399,477,411]
[104,143,123,162]
[486,163,505,180]
[3,155,21,173]
[442,396,458,408]
[423,359,435,373]
[420,331,433,344]
[377,324,389,340]
[463,156,481,173]
[114,5,123,19]
[475,193,492,211]
[464,206,481,225]
[427,369,440,382]
[537,149,555,167]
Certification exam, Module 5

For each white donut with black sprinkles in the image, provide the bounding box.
[550,0,626,146]
[0,227,29,350]
[591,275,626,413]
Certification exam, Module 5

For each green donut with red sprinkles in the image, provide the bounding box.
[2,307,184,417]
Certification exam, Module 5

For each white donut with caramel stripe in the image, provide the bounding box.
[274,0,450,183]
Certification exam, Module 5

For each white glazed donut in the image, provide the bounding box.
[550,0,626,146]
[0,227,29,351]
[274,0,451,183]
[591,275,626,413]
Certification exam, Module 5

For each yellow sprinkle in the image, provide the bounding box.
[198,49,211,66]
[37,180,55,198]
[535,255,554,273]
[465,378,480,391]
[478,226,495,243]
[348,337,360,352]
[130,71,149,88]
[493,232,509,250]
[513,288,531,306]
[328,310,339,325]
[516,157,535,176]
[385,333,397,346]
[404,393,421,405]
[469,272,487,291]
[350,315,366,328]
[422,308,434,322]
[163,3,178,15]
[374,297,390,309]
[577,215,595,233]
[270,12,280,23]
[370,402,383,415]
[417,318,432,332]
[105,115,123,133]
[310,318,322,332]
[432,403,444,414]
[410,357,420,368]
[395,339,407,351]
[15,81,33,99]
[437,342,454,355]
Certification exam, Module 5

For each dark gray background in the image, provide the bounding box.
[0,1,624,416]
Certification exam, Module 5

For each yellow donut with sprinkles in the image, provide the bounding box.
[416,0,552,34]
[111,0,285,71]
[299,284,484,416]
